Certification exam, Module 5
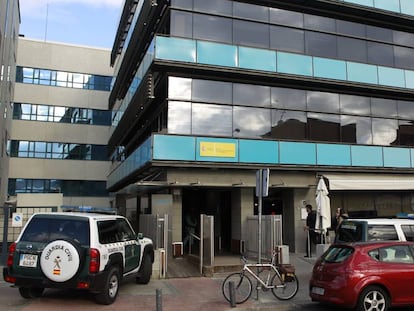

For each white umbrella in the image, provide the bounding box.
[315,177,331,242]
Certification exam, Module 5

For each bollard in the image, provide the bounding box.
[156,288,162,311]
[228,281,236,307]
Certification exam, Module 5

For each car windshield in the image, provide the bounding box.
[322,246,354,263]
[20,215,90,245]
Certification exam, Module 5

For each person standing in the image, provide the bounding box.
[304,204,317,257]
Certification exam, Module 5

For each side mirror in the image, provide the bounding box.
[138,232,144,240]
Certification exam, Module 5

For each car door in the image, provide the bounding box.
[378,245,414,304]
[117,219,140,273]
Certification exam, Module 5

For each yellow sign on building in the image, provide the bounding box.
[200,141,236,158]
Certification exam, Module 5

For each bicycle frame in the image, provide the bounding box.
[241,259,285,290]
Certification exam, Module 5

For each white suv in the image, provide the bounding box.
[3,210,154,305]
[335,218,414,243]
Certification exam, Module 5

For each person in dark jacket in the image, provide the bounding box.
[304,204,317,257]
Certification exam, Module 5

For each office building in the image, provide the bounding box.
[108,0,414,270]
[8,38,113,239]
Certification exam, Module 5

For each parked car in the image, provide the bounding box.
[335,218,414,243]
[3,210,154,305]
[310,241,414,311]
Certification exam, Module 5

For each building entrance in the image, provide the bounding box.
[182,189,232,255]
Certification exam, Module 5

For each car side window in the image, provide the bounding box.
[367,225,399,241]
[401,225,414,241]
[116,219,135,241]
[98,220,118,244]
[373,246,414,264]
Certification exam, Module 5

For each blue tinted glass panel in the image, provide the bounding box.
[374,0,400,13]
[153,135,196,161]
[239,47,276,72]
[383,147,411,168]
[313,57,347,80]
[351,145,383,167]
[345,0,374,6]
[378,67,405,88]
[277,52,313,76]
[405,70,414,89]
[155,37,196,63]
[347,62,378,85]
[197,41,238,67]
[317,144,351,166]
[239,140,278,164]
[400,0,414,15]
[279,142,316,165]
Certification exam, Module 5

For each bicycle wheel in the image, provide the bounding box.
[222,272,252,304]
[271,272,299,300]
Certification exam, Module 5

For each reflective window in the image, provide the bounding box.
[270,26,304,53]
[168,101,191,134]
[368,42,394,67]
[171,0,192,9]
[399,120,414,146]
[193,0,233,15]
[372,118,398,146]
[371,98,398,118]
[307,91,339,113]
[305,32,337,58]
[340,94,371,115]
[192,80,232,104]
[9,140,107,161]
[193,13,232,43]
[336,20,366,37]
[233,84,271,107]
[233,107,271,138]
[308,113,340,142]
[171,11,193,38]
[337,37,367,62]
[271,87,306,110]
[8,179,108,196]
[394,30,414,48]
[341,115,372,144]
[271,110,306,140]
[16,66,111,91]
[13,103,111,125]
[269,8,303,28]
[168,77,192,100]
[394,46,414,70]
[192,104,233,136]
[233,2,268,22]
[398,101,414,120]
[304,14,336,32]
[233,20,269,49]
[366,25,393,43]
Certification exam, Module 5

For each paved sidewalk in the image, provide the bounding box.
[0,253,318,311]
[120,253,317,311]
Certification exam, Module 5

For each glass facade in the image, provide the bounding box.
[16,66,112,91]
[167,77,414,147]
[9,140,108,161]
[8,179,108,197]
[13,103,111,126]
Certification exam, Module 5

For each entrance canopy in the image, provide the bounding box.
[323,173,414,190]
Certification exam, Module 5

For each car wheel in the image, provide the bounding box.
[136,254,152,284]
[18,287,44,299]
[95,266,120,305]
[40,240,81,283]
[357,286,389,311]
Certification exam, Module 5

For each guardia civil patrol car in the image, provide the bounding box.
[3,208,154,305]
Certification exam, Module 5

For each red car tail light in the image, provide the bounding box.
[89,248,100,273]
[7,242,16,268]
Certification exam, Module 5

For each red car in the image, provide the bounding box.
[309,241,414,311]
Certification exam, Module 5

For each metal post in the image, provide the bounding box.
[257,170,263,300]
[1,205,9,265]
[156,288,162,311]
[229,281,236,307]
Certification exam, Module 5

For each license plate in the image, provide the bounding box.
[312,286,325,295]
[19,254,38,268]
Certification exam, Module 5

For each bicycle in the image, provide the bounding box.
[222,250,299,304]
